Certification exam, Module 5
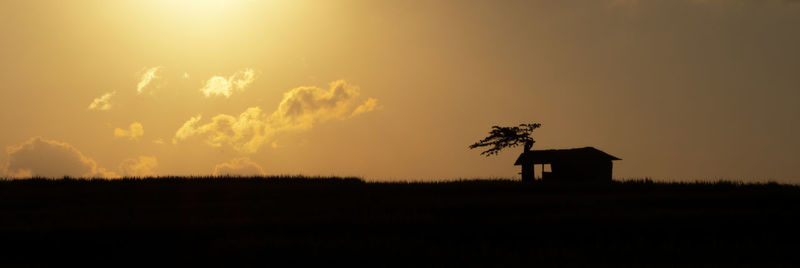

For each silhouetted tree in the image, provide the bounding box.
[469,123,542,157]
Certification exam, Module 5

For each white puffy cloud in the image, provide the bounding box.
[119,156,158,177]
[202,77,234,97]
[88,91,115,111]
[201,68,256,98]
[173,80,379,153]
[231,69,256,90]
[137,66,162,95]
[213,157,265,176]
[114,122,144,141]
[3,137,118,178]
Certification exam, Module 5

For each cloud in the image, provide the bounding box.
[201,68,256,98]
[119,156,158,177]
[3,137,118,178]
[137,66,162,95]
[173,80,379,153]
[173,115,203,143]
[88,91,115,111]
[213,157,265,176]
[270,80,377,129]
[114,122,144,141]
[172,108,269,153]
[351,97,379,117]
[231,69,256,89]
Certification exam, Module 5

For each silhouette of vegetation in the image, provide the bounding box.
[469,123,541,156]
[0,176,799,266]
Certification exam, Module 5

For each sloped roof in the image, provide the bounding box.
[514,147,621,165]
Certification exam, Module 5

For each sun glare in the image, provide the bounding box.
[158,0,252,22]
[164,0,232,11]
[146,0,261,35]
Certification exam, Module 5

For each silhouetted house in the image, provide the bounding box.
[514,147,621,182]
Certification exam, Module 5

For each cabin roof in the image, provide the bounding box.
[514,147,621,165]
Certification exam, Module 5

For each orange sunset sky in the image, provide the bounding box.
[1,0,799,182]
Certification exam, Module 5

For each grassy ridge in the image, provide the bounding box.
[1,177,799,266]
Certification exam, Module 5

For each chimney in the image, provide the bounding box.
[524,140,534,152]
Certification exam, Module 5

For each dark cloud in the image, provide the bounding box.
[3,137,116,178]
[213,157,265,176]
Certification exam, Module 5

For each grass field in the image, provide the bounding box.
[1,177,799,266]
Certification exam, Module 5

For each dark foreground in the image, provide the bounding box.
[1,177,799,267]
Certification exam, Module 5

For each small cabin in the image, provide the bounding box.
[514,147,621,182]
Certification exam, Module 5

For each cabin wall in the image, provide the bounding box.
[548,160,613,182]
[521,164,534,182]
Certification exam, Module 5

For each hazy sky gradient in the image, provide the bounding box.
[1,0,799,181]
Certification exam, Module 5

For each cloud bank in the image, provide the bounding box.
[114,122,144,141]
[119,156,158,177]
[88,91,115,111]
[173,80,379,153]
[201,68,256,98]
[137,66,162,95]
[213,157,265,176]
[3,137,117,178]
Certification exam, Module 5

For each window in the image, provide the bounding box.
[536,164,552,179]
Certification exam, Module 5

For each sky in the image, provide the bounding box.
[1,0,799,182]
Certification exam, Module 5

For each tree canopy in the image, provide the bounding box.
[469,123,541,157]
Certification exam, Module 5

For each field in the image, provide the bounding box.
[1,177,799,266]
